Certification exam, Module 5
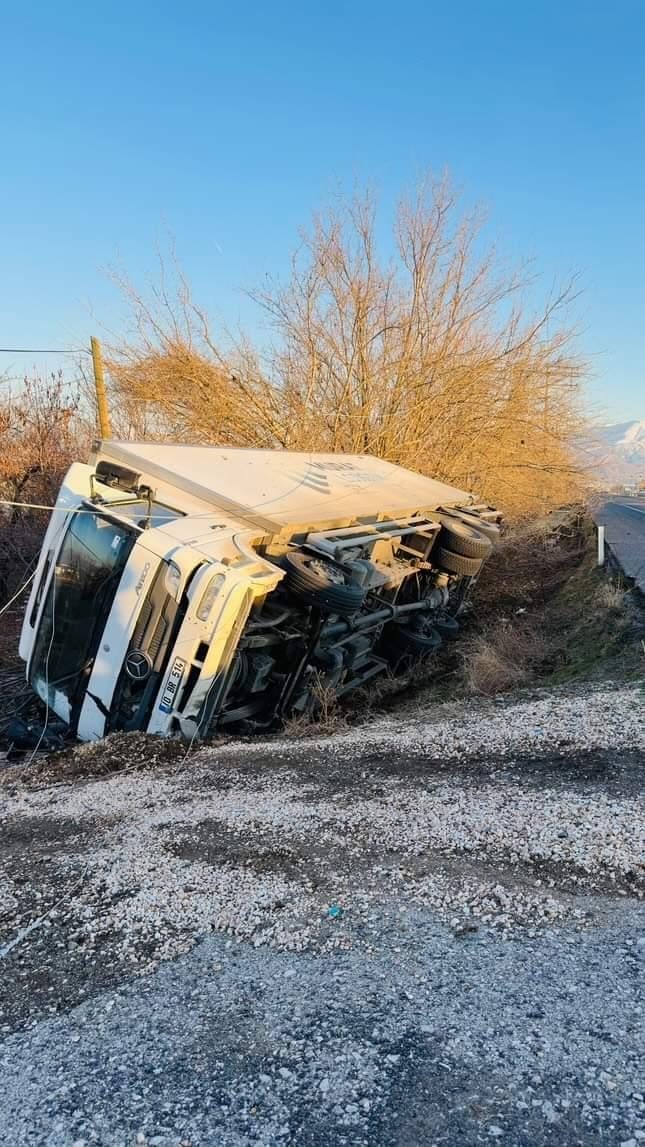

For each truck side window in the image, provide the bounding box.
[29,549,53,627]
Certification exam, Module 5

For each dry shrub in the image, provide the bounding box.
[0,373,86,600]
[461,622,552,695]
[282,674,349,738]
[101,260,282,445]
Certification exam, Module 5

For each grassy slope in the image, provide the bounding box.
[456,509,643,694]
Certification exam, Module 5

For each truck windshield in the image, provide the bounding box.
[30,509,136,723]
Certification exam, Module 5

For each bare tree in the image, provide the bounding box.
[252,178,586,510]
[103,176,586,513]
[102,256,283,445]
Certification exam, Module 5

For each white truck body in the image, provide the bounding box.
[19,442,498,742]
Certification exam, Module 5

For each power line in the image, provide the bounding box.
[0,347,88,355]
[0,570,37,618]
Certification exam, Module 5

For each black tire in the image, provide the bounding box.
[443,510,500,545]
[284,552,367,615]
[438,516,493,560]
[434,546,483,577]
[385,620,443,656]
[434,614,460,641]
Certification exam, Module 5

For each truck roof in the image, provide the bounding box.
[93,442,473,533]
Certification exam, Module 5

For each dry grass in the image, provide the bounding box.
[282,673,350,738]
[458,509,640,696]
[473,507,589,615]
[593,579,628,612]
[461,623,552,696]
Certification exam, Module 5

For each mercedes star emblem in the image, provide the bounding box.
[125,650,153,681]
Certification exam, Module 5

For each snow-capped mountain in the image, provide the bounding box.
[581,420,645,485]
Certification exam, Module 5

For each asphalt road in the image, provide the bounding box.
[592,496,645,592]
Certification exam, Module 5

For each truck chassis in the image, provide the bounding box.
[189,509,500,735]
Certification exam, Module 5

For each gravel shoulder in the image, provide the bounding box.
[0,681,643,1146]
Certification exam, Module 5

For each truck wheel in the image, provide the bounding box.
[434,546,483,577]
[438,517,493,560]
[284,552,367,615]
[385,620,442,656]
[434,614,460,641]
[442,510,500,544]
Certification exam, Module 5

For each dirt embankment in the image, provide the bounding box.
[458,507,643,692]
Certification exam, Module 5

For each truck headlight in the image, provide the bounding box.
[196,572,226,621]
[165,561,182,599]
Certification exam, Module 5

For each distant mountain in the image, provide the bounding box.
[580,420,645,486]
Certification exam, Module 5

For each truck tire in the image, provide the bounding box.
[385,620,443,656]
[438,517,493,560]
[434,546,483,577]
[434,614,460,641]
[284,552,367,615]
[442,510,500,545]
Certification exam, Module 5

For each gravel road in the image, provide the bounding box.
[0,681,643,1146]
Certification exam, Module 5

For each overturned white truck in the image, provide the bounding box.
[19,443,500,742]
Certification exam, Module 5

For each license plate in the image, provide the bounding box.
[159,657,186,713]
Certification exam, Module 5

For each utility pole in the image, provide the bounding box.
[90,336,111,439]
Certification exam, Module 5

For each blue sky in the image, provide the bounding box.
[1,0,643,421]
